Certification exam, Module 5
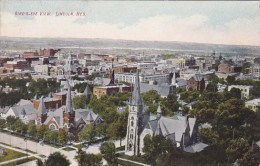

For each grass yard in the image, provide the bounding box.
[0,147,27,162]
[2,157,37,166]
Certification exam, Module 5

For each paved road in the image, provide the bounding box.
[0,132,78,166]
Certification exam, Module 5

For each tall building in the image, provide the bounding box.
[125,70,145,156]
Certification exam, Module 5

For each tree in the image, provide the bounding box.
[14,119,27,134]
[45,130,59,143]
[73,95,89,109]
[78,124,96,142]
[199,128,219,145]
[75,148,102,166]
[143,135,175,165]
[27,121,37,138]
[100,142,118,166]
[226,75,236,85]
[239,145,260,166]
[206,82,218,92]
[6,116,17,131]
[36,125,48,139]
[0,119,6,131]
[229,88,241,99]
[226,138,249,163]
[45,152,70,166]
[58,130,68,145]
[107,112,127,146]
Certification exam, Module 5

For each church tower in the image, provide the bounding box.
[125,71,143,156]
[63,81,75,130]
[36,96,47,125]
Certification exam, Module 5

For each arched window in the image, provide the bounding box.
[49,123,56,130]
[131,121,134,127]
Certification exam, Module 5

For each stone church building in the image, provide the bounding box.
[125,71,197,156]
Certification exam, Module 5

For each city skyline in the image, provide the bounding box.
[1,1,260,46]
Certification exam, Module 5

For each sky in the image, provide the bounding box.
[1,1,260,46]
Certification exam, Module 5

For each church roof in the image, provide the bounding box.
[75,108,100,123]
[183,142,208,153]
[144,115,196,143]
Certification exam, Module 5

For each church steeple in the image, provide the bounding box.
[157,103,162,119]
[131,70,142,106]
[125,70,144,156]
[38,96,47,115]
[36,96,47,125]
[65,81,73,113]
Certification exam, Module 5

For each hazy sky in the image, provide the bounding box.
[1,1,260,46]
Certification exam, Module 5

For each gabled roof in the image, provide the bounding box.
[146,115,196,143]
[75,108,100,124]
[183,142,208,153]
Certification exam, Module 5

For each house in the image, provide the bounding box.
[228,85,253,99]
[245,98,260,112]
[124,71,197,156]
[187,73,205,91]
[218,63,242,74]
[4,101,37,124]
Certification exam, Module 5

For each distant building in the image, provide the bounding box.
[187,73,205,91]
[218,63,242,74]
[4,60,29,71]
[23,51,39,58]
[39,48,60,57]
[228,85,253,99]
[93,85,131,99]
[245,98,260,111]
[115,73,169,84]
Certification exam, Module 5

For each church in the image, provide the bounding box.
[125,71,198,156]
[36,81,102,140]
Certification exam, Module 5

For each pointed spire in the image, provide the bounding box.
[171,72,176,85]
[38,96,47,115]
[157,103,162,119]
[84,84,92,97]
[131,70,142,106]
[66,80,73,113]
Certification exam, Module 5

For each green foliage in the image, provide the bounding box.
[239,145,260,166]
[0,119,6,130]
[206,82,218,92]
[36,125,48,139]
[73,95,90,109]
[75,149,102,166]
[199,128,219,145]
[14,119,27,134]
[44,130,59,143]
[45,152,70,166]
[179,90,200,103]
[6,116,17,131]
[226,138,249,163]
[78,124,96,142]
[143,135,176,165]
[100,142,118,166]
[58,130,68,145]
[27,121,37,138]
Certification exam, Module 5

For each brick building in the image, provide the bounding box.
[114,66,137,73]
[23,52,39,58]
[93,85,131,98]
[218,63,242,74]
[187,74,205,91]
[4,60,29,71]
[39,49,60,57]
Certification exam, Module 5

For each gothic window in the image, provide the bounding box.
[129,144,132,151]
[131,116,134,120]
[132,107,134,111]
[49,124,56,130]
[130,134,133,139]
[131,121,134,127]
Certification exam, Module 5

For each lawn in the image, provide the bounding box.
[0,147,27,162]
[3,157,37,166]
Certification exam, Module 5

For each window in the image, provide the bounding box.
[131,121,134,127]
[49,124,56,130]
